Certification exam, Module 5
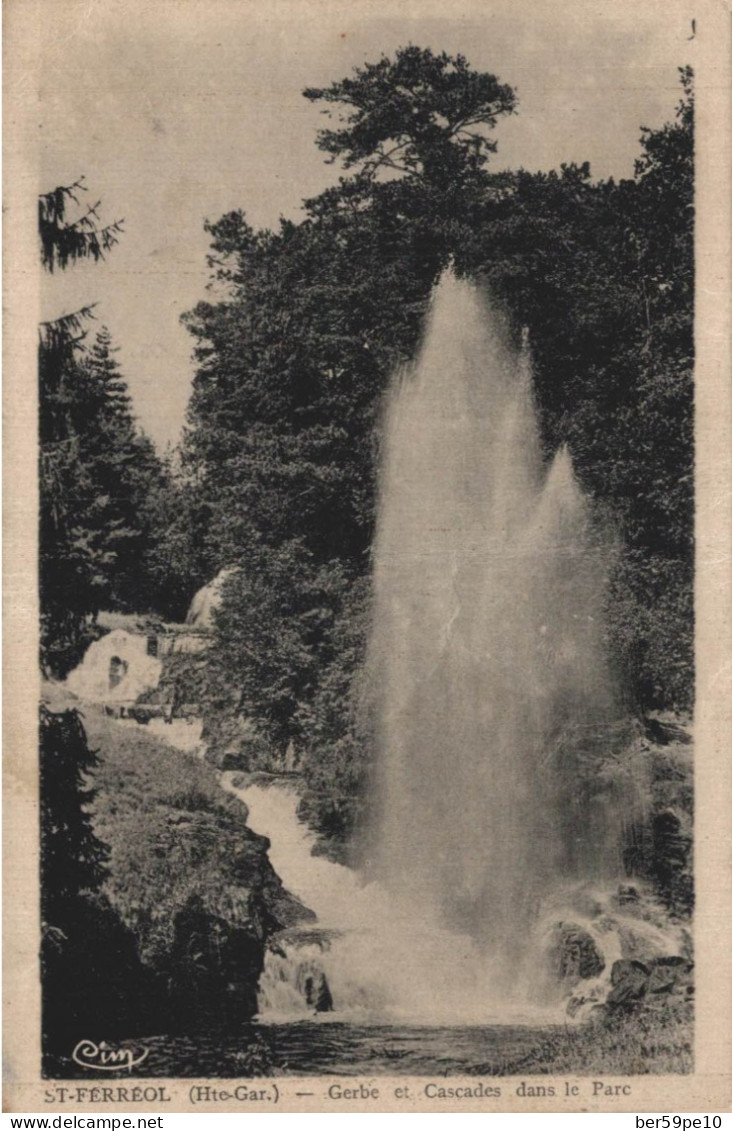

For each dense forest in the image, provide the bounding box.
[39,179,204,675]
[40,48,694,844]
[180,50,694,839]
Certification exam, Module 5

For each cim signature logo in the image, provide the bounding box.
[72,1039,149,1074]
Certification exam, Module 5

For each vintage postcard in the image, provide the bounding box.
[4,0,731,1115]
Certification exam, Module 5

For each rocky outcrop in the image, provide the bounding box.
[606,959,650,1006]
[606,956,694,1011]
[303,971,334,1013]
[550,922,605,988]
[186,567,239,629]
[81,705,314,1036]
[166,896,274,1029]
[652,808,693,915]
[548,879,694,1020]
[109,798,314,1031]
[631,713,694,917]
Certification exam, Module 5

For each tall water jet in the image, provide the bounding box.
[232,271,654,1025]
[369,271,630,999]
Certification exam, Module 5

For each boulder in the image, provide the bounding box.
[647,956,693,995]
[315,973,334,1013]
[646,965,678,995]
[606,959,650,1007]
[124,704,168,724]
[186,567,239,628]
[550,922,605,986]
[611,958,650,985]
[167,896,264,1027]
[299,964,334,1013]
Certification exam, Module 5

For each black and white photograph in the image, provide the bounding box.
[4,0,731,1114]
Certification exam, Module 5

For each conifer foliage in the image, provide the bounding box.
[183,51,694,838]
[39,176,124,275]
[39,183,172,673]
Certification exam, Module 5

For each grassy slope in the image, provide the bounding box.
[496,999,693,1076]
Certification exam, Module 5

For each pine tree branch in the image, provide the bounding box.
[39,304,98,351]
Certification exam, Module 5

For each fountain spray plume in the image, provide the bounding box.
[231,270,652,1025]
[369,269,640,998]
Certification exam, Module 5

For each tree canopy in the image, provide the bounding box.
[304,46,516,185]
[39,176,124,274]
[38,185,178,673]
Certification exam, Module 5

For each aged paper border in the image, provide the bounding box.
[4,0,731,1113]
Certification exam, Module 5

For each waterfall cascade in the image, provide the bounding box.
[64,629,162,704]
[226,774,559,1024]
[228,273,665,1025]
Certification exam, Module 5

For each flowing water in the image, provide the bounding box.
[64,629,162,704]
[225,774,563,1026]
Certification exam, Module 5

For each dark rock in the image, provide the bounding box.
[315,973,334,1013]
[606,959,649,1007]
[566,995,584,1019]
[218,751,250,771]
[616,885,639,906]
[566,983,604,1018]
[644,715,692,747]
[611,958,650,985]
[167,895,263,1029]
[302,970,333,1013]
[298,968,332,1013]
[647,965,679,994]
[652,808,693,915]
[646,956,694,996]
